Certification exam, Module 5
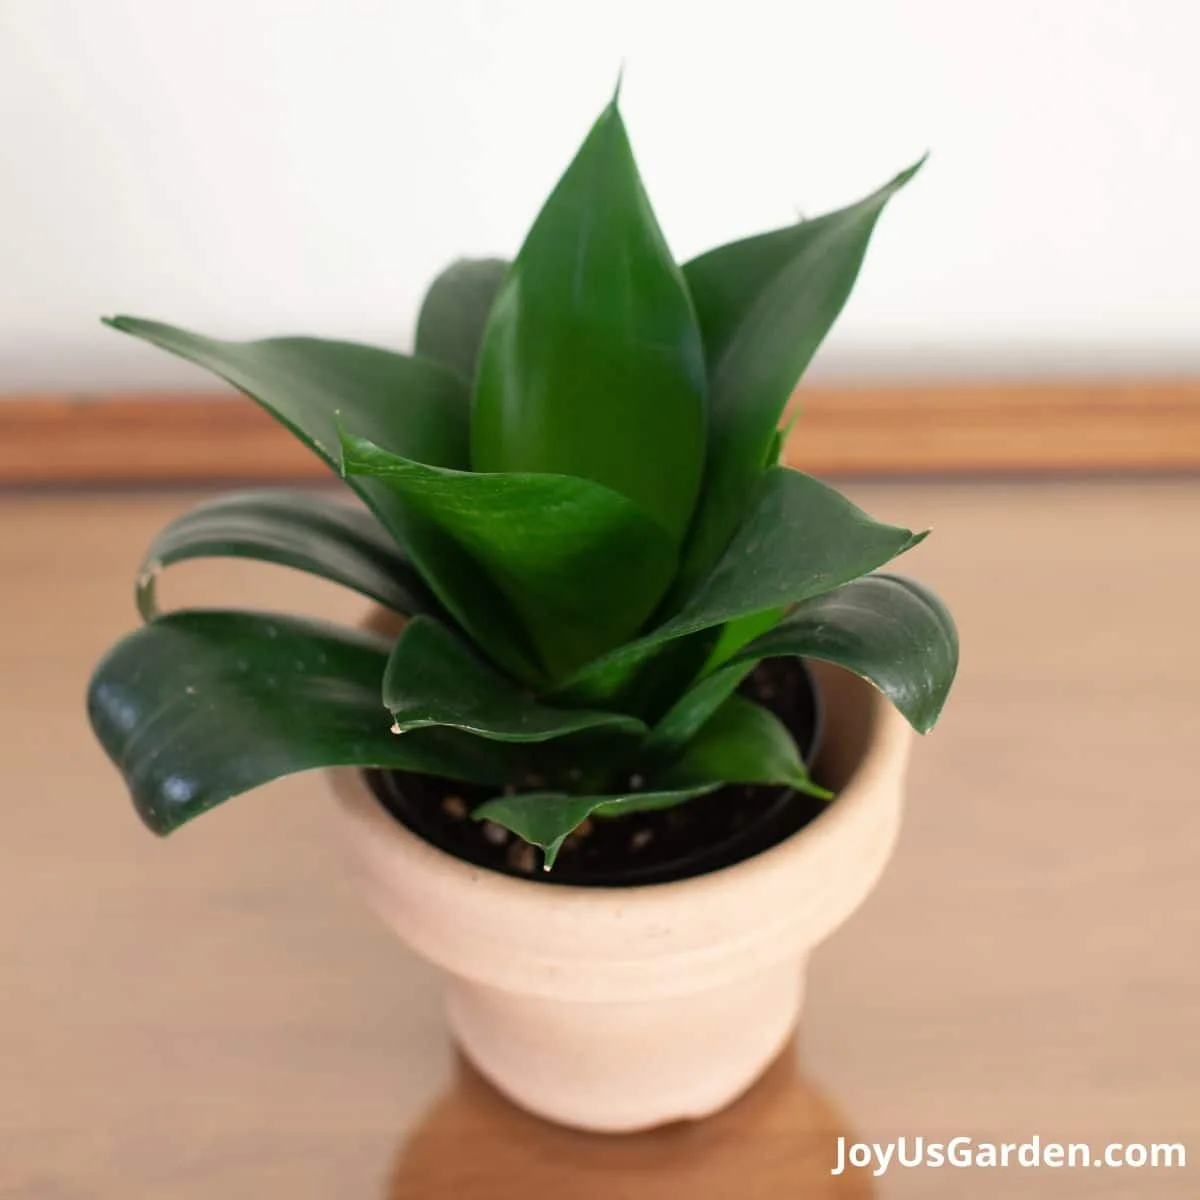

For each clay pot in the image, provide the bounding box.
[330,661,911,1133]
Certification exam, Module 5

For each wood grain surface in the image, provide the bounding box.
[2,379,1199,484]
[2,481,1198,1198]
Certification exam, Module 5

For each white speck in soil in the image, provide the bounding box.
[481,821,509,846]
[628,773,644,789]
[629,828,653,852]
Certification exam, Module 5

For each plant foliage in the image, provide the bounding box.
[87,94,958,869]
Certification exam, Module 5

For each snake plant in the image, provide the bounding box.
[87,92,958,869]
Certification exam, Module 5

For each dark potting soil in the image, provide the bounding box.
[366,657,826,887]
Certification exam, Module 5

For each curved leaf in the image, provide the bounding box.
[136,489,441,622]
[649,694,830,799]
[384,616,645,743]
[471,97,707,543]
[103,316,541,684]
[724,573,959,733]
[103,317,470,478]
[86,610,529,835]
[473,784,717,870]
[558,466,924,704]
[340,430,677,680]
[678,160,923,586]
[415,258,509,381]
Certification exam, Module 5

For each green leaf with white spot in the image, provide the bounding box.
[86,610,529,835]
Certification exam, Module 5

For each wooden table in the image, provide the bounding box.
[2,481,1197,1198]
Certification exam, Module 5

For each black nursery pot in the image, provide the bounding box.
[366,657,825,888]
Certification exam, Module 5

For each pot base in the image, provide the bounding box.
[445,962,807,1133]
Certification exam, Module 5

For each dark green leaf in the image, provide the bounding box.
[765,412,799,469]
[340,430,677,680]
[724,573,959,733]
[702,607,788,673]
[86,610,528,835]
[641,604,791,756]
[473,784,717,869]
[471,98,707,543]
[384,616,646,743]
[558,466,924,703]
[135,489,441,623]
[643,659,756,756]
[649,694,830,798]
[678,160,924,586]
[103,316,541,684]
[103,317,470,477]
[415,258,509,381]
[633,606,789,747]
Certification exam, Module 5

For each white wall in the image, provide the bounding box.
[1,0,1196,390]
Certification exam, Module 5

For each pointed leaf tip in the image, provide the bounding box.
[473,785,715,870]
[676,160,929,586]
[892,153,929,190]
[471,87,706,546]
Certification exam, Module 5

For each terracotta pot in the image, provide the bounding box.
[330,660,912,1133]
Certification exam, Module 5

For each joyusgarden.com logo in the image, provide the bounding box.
[831,1136,1187,1177]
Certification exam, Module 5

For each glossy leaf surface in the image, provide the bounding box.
[87,610,527,835]
[383,616,645,742]
[650,694,830,798]
[341,430,677,680]
[559,466,924,703]
[136,489,440,622]
[104,316,540,682]
[414,258,509,381]
[679,161,923,584]
[473,784,717,870]
[471,99,707,542]
[726,573,959,733]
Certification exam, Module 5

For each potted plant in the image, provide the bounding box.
[87,90,957,1133]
